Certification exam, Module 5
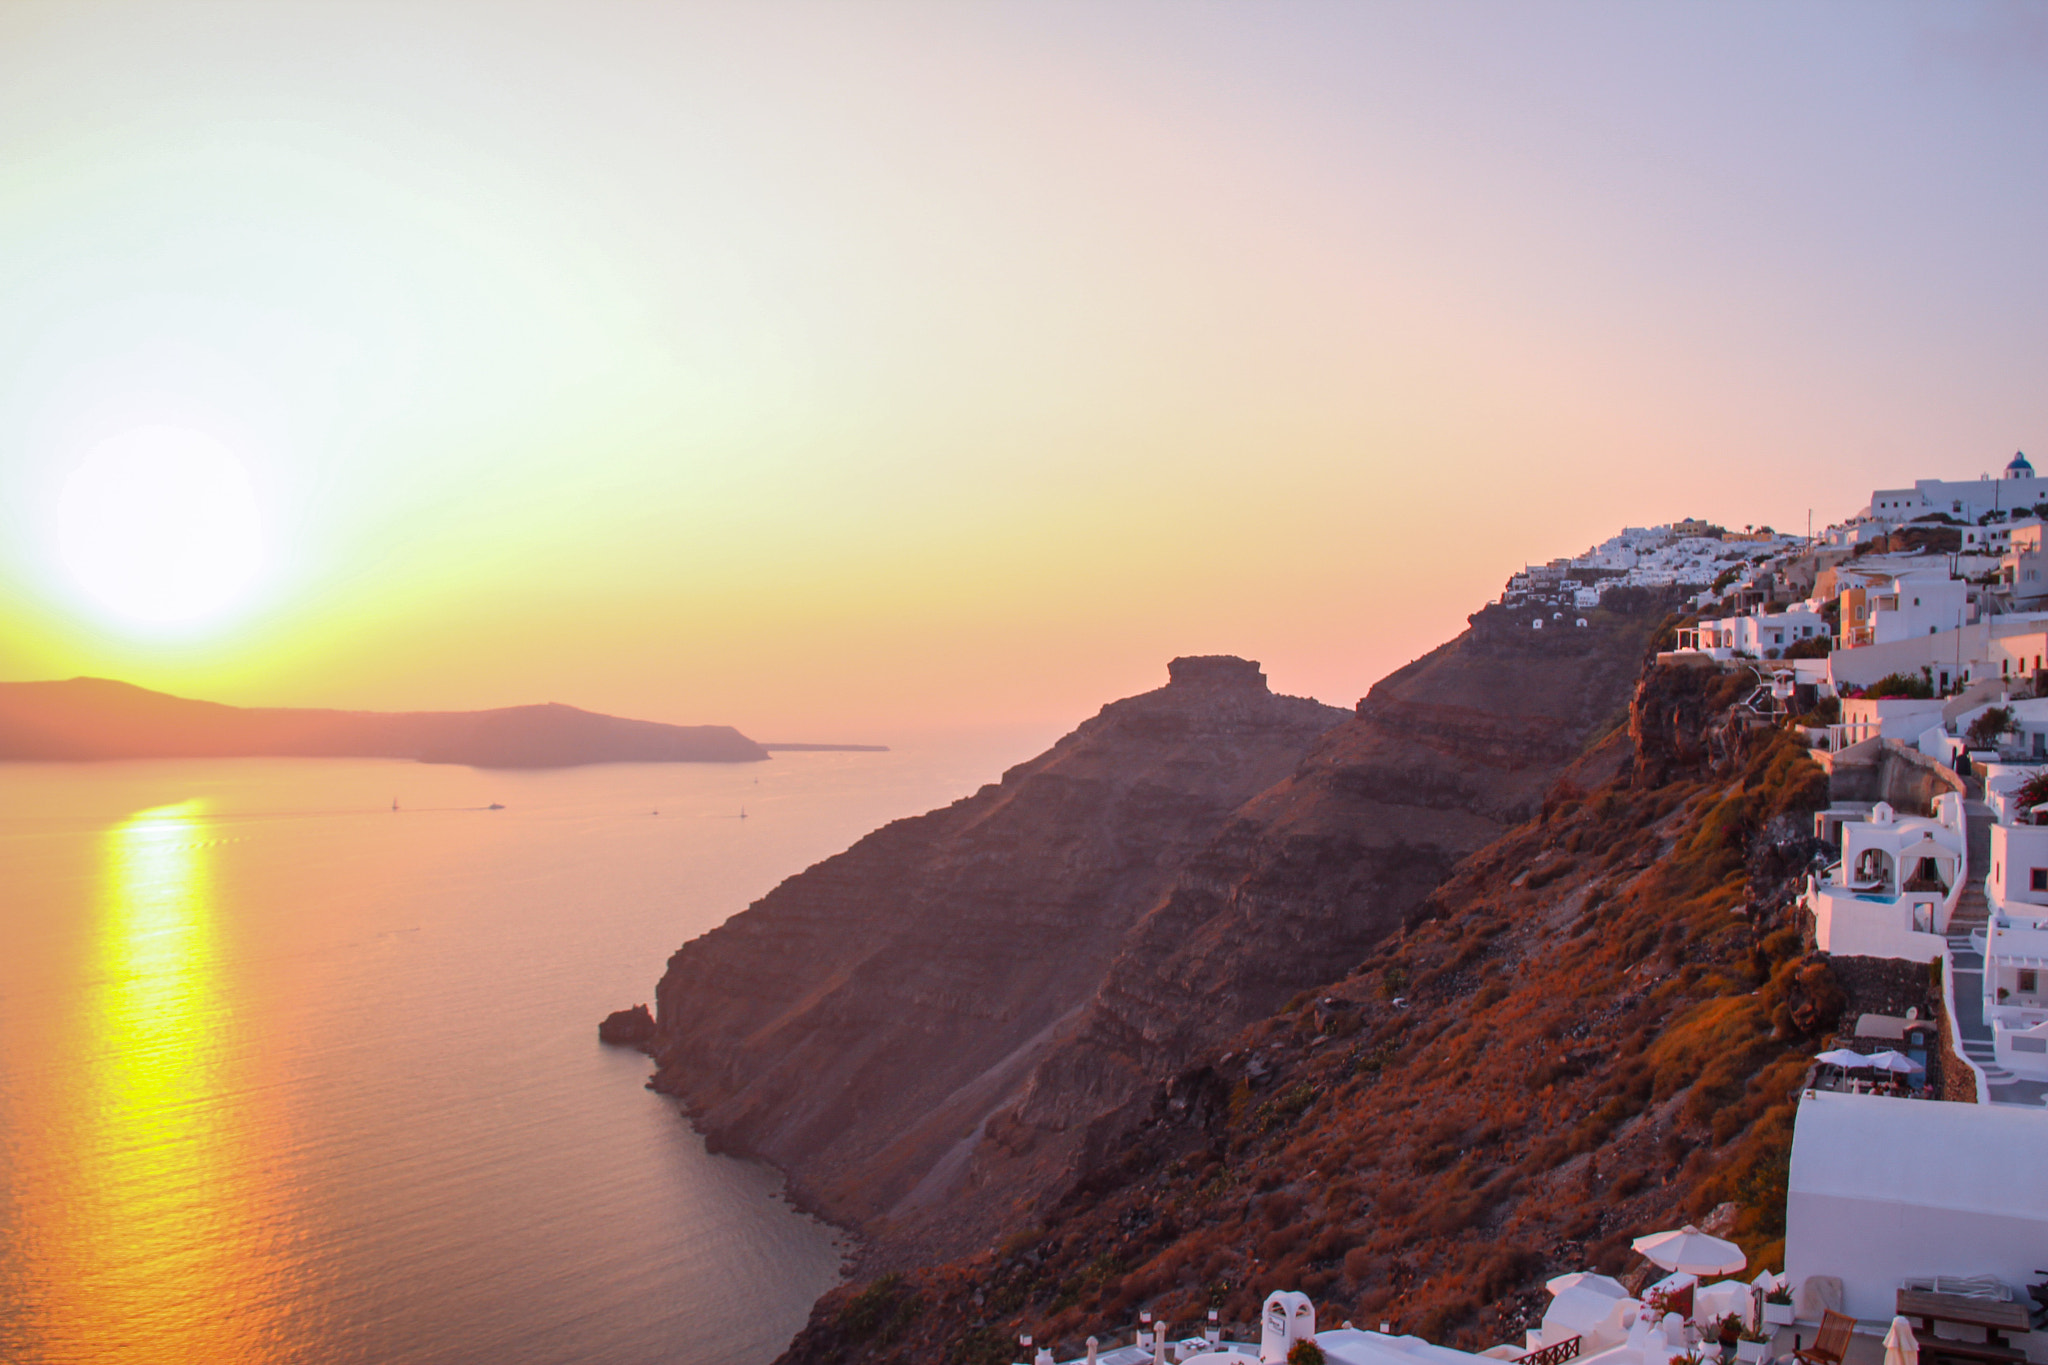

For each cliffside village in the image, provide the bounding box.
[1021,459,2048,1365]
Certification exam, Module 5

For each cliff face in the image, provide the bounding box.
[647,657,1348,1227]
[0,677,767,766]
[645,596,1676,1264]
[778,666,1835,1365]
[897,596,1677,1258]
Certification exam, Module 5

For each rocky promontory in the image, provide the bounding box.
[644,657,1348,1231]
[641,599,1678,1267]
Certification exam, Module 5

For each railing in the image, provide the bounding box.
[1519,1335,1583,1365]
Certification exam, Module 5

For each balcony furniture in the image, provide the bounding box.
[1896,1289,2031,1362]
[1793,1310,1856,1365]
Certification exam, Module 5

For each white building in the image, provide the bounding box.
[1868,452,2047,524]
[1804,797,1966,961]
[1839,572,1973,650]
[1680,606,1828,657]
[1785,1091,2048,1329]
[2005,521,2048,607]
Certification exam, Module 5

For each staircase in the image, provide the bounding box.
[1948,802,2014,1084]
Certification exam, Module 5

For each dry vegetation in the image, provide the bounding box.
[782,664,1840,1365]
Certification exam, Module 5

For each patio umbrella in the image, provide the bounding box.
[1864,1049,1924,1074]
[1632,1225,1746,1275]
[1884,1315,1919,1365]
[1814,1048,1874,1069]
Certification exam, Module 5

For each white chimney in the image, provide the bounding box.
[1086,1336,1099,1365]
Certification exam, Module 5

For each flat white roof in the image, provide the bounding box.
[1319,1330,1497,1365]
[1789,1091,2048,1220]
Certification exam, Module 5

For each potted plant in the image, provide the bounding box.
[1762,1285,1795,1328]
[1736,1324,1772,1364]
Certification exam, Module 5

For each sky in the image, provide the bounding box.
[0,2,2044,739]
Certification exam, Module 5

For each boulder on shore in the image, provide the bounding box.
[598,1003,657,1047]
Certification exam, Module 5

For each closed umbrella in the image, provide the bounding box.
[1864,1050,1924,1074]
[1632,1226,1746,1276]
[1884,1315,1919,1365]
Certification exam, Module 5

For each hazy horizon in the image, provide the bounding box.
[1,2,2043,736]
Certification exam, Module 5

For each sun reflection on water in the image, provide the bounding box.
[21,801,289,1363]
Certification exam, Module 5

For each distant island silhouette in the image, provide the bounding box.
[0,677,792,768]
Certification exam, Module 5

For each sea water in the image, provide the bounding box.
[0,730,1051,1364]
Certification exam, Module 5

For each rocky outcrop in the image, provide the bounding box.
[779,663,1832,1365]
[645,598,1679,1267]
[598,1004,657,1047]
[646,658,1347,1229]
[905,596,1678,1257]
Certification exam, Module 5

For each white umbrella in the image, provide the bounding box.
[1884,1315,1919,1365]
[1632,1225,1746,1275]
[1864,1049,1924,1074]
[1814,1048,1874,1069]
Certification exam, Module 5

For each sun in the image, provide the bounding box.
[57,427,266,628]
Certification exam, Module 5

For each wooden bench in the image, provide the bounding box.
[1916,1340,2029,1365]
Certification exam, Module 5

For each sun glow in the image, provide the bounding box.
[56,427,266,630]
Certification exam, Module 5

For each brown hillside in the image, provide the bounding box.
[778,664,1840,1365]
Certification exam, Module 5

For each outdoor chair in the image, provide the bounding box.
[1794,1310,1856,1365]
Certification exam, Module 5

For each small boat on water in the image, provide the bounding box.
[487,803,505,810]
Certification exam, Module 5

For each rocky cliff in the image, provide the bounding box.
[647,657,1348,1227]
[956,597,1678,1247]
[644,593,1678,1265]
[777,661,1836,1365]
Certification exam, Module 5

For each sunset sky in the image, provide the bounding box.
[1,3,2044,738]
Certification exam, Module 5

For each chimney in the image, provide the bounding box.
[1207,1309,1221,1347]
[1086,1336,1099,1365]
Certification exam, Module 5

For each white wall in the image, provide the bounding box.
[1989,823,2048,913]
[1809,887,1946,962]
[1829,624,1989,691]
[1787,1092,2048,1325]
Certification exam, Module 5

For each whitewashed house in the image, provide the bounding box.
[1832,697,1945,749]
[1805,797,1966,961]
[1839,572,1973,650]
[1786,1091,2048,1332]
[1982,915,2048,1078]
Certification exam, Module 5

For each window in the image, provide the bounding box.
[2031,868,2047,893]
[2024,969,2039,994]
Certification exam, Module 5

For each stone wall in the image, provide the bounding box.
[1819,739,1965,816]
[1828,954,1936,1021]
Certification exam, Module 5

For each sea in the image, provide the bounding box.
[0,730,1053,1365]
